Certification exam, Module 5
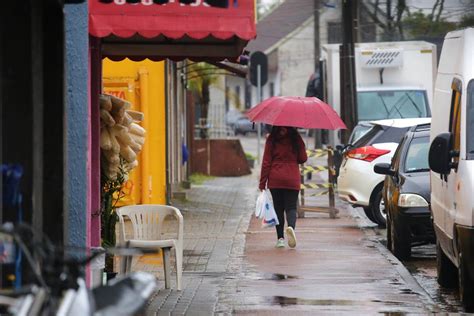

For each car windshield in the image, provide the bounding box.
[404,136,430,173]
[357,90,429,121]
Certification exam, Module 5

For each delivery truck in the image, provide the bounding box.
[321,41,437,145]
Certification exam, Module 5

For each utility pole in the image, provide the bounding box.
[386,0,393,40]
[339,0,358,143]
[313,0,322,149]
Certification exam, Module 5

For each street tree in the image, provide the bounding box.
[364,0,474,41]
[403,10,457,39]
[187,62,219,139]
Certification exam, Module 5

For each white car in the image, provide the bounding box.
[338,117,431,226]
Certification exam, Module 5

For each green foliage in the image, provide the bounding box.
[459,14,474,28]
[187,62,219,103]
[101,158,128,271]
[189,173,214,185]
[245,152,256,160]
[403,10,458,39]
[226,89,242,110]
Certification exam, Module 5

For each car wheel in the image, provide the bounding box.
[363,206,377,223]
[436,241,458,288]
[390,215,411,260]
[370,188,387,228]
[458,252,474,312]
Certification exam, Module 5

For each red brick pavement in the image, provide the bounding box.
[218,206,437,314]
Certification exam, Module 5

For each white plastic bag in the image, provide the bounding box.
[256,190,279,228]
[255,190,266,218]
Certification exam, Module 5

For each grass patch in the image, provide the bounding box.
[189,173,215,185]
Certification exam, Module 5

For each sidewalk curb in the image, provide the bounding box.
[349,205,439,313]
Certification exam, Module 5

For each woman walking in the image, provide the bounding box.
[259,126,307,248]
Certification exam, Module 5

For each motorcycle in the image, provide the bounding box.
[0,223,157,316]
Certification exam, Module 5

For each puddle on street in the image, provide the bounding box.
[405,263,462,313]
[238,271,299,281]
[272,296,406,308]
[272,296,355,306]
[372,227,464,312]
[266,273,298,280]
[399,288,416,295]
[390,239,463,312]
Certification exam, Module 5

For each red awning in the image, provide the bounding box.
[89,0,256,61]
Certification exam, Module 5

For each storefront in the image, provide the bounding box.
[87,0,255,255]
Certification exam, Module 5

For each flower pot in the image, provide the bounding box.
[247,158,255,169]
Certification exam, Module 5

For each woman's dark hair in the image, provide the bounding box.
[270,126,300,153]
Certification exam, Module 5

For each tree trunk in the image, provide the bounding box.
[199,81,210,139]
[396,0,406,40]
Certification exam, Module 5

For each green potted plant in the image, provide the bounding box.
[101,158,128,277]
[245,152,256,169]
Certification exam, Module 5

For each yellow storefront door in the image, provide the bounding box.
[102,59,167,206]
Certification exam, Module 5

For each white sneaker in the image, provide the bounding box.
[275,238,285,248]
[286,227,296,248]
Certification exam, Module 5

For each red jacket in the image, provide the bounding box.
[259,134,308,191]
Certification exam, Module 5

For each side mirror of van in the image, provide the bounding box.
[374,163,395,176]
[429,133,453,174]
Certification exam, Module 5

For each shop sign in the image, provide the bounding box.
[98,0,227,7]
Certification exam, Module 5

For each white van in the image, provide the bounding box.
[428,27,474,311]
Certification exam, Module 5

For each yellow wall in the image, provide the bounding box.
[102,58,167,205]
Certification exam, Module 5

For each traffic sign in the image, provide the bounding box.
[250,51,268,87]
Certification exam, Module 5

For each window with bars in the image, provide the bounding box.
[327,22,342,44]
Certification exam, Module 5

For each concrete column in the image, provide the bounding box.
[64,2,90,249]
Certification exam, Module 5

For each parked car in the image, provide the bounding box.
[337,117,431,227]
[374,123,434,260]
[234,117,269,136]
[233,117,255,135]
[334,121,373,179]
[428,27,474,311]
[225,109,245,129]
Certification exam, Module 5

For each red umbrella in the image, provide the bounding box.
[246,96,347,130]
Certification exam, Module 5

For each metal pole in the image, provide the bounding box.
[340,0,358,144]
[257,64,262,164]
[313,0,322,149]
[328,147,336,218]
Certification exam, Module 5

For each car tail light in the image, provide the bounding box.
[346,146,390,162]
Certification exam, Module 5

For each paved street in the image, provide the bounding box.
[136,135,464,314]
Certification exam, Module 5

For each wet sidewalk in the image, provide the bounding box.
[145,176,256,315]
[144,173,438,315]
[218,201,436,314]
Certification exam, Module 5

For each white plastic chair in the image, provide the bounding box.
[116,204,183,291]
